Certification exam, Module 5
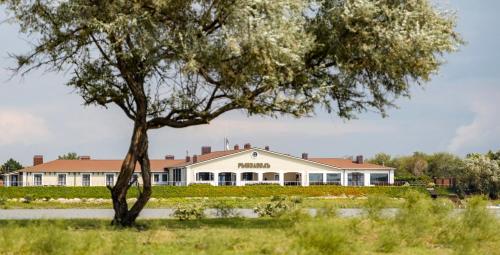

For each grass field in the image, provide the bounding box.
[0,193,498,255]
[0,196,407,209]
[0,185,424,199]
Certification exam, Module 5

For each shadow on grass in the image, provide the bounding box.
[0,218,294,231]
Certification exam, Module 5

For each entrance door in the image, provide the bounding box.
[10,175,18,186]
[348,173,364,186]
[218,173,235,186]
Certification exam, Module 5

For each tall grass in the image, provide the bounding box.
[0,193,498,254]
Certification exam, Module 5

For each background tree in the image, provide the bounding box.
[426,152,464,178]
[58,152,79,160]
[368,153,392,167]
[456,154,499,199]
[1,0,461,226]
[1,158,23,173]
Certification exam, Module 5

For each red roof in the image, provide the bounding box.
[18,148,390,173]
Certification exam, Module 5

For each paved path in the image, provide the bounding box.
[0,208,499,220]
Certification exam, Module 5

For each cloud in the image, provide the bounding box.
[0,109,50,145]
[447,88,500,153]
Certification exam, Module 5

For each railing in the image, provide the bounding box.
[309,181,342,186]
[348,181,364,186]
[218,181,236,186]
[242,180,280,186]
[284,181,302,186]
[192,181,216,186]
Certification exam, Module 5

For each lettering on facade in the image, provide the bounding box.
[237,163,271,169]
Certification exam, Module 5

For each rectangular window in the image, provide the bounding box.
[161,173,169,182]
[348,173,364,186]
[154,174,160,183]
[106,174,115,186]
[242,172,254,181]
[370,173,389,186]
[34,174,42,186]
[309,173,324,185]
[326,173,341,185]
[82,174,91,186]
[57,174,66,186]
[173,169,182,182]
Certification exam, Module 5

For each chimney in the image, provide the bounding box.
[33,155,43,166]
[302,153,308,160]
[265,146,270,151]
[244,143,251,149]
[193,155,198,163]
[234,144,240,150]
[79,156,91,160]
[355,155,364,164]
[185,155,191,162]
[201,146,211,155]
[165,155,175,160]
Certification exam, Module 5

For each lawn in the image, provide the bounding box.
[0,194,499,255]
[0,196,407,209]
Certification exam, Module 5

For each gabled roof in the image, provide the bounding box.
[19,159,185,173]
[175,148,249,167]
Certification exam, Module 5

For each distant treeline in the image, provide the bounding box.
[369,150,500,199]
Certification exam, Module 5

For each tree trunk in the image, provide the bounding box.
[110,120,152,227]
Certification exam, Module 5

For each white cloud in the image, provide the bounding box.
[0,109,50,145]
[447,89,500,153]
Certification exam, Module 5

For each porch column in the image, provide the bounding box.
[213,171,219,186]
[236,172,242,186]
[302,171,308,186]
[323,173,327,185]
[389,170,394,185]
[257,172,263,183]
[279,172,284,186]
[5,175,9,187]
[364,173,370,186]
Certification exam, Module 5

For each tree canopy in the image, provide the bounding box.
[58,152,80,160]
[1,158,23,173]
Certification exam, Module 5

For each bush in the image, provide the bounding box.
[293,218,355,255]
[23,195,34,204]
[0,186,423,199]
[172,203,205,221]
[254,195,304,218]
[213,201,238,218]
[0,197,6,206]
[364,195,388,220]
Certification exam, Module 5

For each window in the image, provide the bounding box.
[34,174,42,186]
[196,172,214,181]
[57,174,66,186]
[309,173,324,185]
[370,173,389,186]
[161,173,169,183]
[252,151,258,158]
[129,174,138,185]
[348,173,364,186]
[106,174,114,186]
[154,174,160,183]
[242,172,255,181]
[82,174,91,186]
[326,173,341,185]
[173,169,182,182]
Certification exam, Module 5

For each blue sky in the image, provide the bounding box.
[1,1,499,166]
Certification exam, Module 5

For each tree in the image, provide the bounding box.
[456,154,500,199]
[1,158,23,173]
[58,152,79,160]
[485,150,500,161]
[1,0,461,226]
[369,153,392,167]
[426,152,464,178]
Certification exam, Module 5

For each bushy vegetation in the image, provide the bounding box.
[370,150,500,198]
[172,204,205,221]
[0,185,420,199]
[0,194,498,254]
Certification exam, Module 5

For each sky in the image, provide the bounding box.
[1,1,500,166]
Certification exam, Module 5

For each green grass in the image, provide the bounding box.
[0,196,406,209]
[0,185,423,199]
[0,195,498,255]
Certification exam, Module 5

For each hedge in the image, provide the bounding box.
[0,186,425,199]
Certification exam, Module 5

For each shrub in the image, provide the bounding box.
[0,197,6,206]
[23,195,34,204]
[364,195,388,220]
[213,201,238,218]
[0,186,423,199]
[254,196,293,218]
[172,204,205,221]
[293,218,355,255]
[315,203,338,218]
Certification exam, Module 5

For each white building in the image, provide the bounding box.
[2,144,394,187]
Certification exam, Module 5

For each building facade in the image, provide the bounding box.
[2,144,394,187]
